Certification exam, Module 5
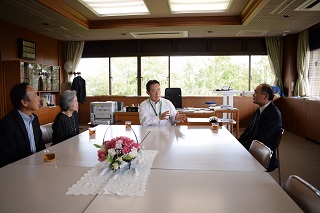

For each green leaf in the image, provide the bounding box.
[123,155,134,161]
[93,144,101,148]
[106,156,113,163]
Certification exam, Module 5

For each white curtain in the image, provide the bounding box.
[65,41,85,82]
[265,37,283,89]
[294,30,310,96]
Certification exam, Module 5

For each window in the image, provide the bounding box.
[141,56,168,95]
[250,55,275,91]
[309,48,320,98]
[110,57,137,96]
[76,55,274,96]
[76,58,109,96]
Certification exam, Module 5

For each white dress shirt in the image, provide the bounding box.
[139,98,177,126]
[18,110,36,153]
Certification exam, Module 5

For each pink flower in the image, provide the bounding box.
[97,150,106,162]
[105,140,116,150]
[132,143,141,149]
[122,146,131,154]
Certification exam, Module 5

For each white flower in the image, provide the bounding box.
[129,150,138,158]
[108,148,116,157]
[112,162,119,170]
[116,156,123,162]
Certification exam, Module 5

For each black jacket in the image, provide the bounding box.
[52,111,80,145]
[238,102,282,171]
[71,76,86,103]
[0,110,45,167]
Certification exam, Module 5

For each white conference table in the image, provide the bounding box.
[85,170,302,213]
[142,125,264,171]
[0,164,94,213]
[14,125,151,167]
[0,125,302,213]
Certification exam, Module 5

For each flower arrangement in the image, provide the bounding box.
[94,136,142,171]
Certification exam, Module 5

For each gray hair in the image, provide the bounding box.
[59,90,77,111]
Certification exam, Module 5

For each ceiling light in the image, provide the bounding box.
[168,0,231,14]
[79,0,149,16]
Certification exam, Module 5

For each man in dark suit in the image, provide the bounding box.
[238,83,282,172]
[0,82,46,167]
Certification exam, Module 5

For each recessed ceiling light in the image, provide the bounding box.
[168,0,231,14]
[79,0,150,16]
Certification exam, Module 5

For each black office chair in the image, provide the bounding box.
[165,88,182,108]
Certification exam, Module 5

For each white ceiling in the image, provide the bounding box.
[0,0,319,41]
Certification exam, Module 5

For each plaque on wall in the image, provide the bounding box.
[18,39,36,60]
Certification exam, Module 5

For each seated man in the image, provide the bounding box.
[0,82,46,167]
[139,80,186,126]
[238,83,282,172]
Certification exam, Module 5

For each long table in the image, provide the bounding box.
[0,125,302,213]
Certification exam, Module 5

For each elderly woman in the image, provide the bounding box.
[52,90,79,145]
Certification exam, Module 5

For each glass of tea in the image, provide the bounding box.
[125,121,131,130]
[89,127,96,135]
[44,149,56,162]
[211,122,219,130]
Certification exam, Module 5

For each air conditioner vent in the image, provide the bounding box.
[237,30,269,37]
[270,0,296,14]
[130,31,188,39]
[295,0,320,11]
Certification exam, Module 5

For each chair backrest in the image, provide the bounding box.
[165,88,182,108]
[284,175,320,213]
[249,140,273,170]
[276,128,284,148]
[40,123,53,144]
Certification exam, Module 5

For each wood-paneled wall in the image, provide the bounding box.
[0,20,63,121]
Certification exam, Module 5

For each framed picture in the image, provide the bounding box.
[18,39,36,60]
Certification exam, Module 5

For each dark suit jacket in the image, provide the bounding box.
[71,76,86,103]
[238,102,282,171]
[0,110,45,167]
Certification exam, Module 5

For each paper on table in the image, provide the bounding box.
[66,150,158,196]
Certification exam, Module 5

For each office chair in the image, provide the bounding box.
[276,128,284,185]
[249,140,273,171]
[283,175,320,213]
[40,123,53,144]
[165,88,182,108]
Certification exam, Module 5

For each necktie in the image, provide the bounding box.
[253,109,260,126]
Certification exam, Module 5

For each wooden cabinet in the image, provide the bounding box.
[34,106,60,125]
[281,97,320,143]
[306,101,320,142]
[114,112,140,125]
[2,60,61,123]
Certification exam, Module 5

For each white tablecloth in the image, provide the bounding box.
[66,150,158,196]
